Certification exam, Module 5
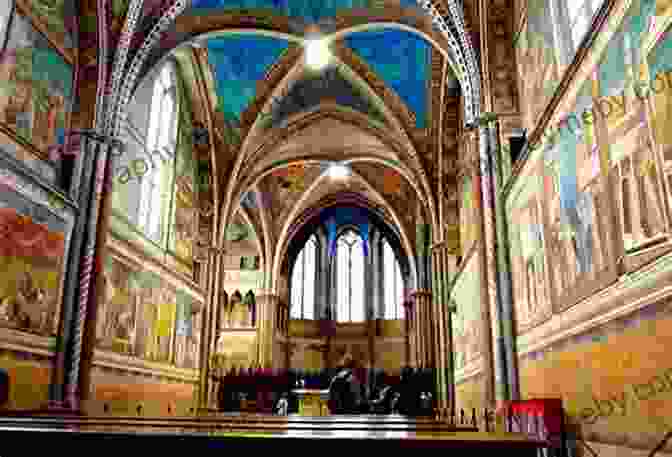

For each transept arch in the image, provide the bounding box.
[272,170,419,295]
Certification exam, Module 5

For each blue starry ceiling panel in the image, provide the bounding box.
[189,0,423,22]
[344,29,431,128]
[205,35,289,122]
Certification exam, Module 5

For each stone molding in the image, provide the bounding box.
[0,327,55,359]
[517,255,672,357]
[93,349,199,383]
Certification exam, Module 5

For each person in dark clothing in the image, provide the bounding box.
[396,367,420,416]
[0,368,9,408]
[328,356,363,414]
[328,369,351,414]
[369,385,395,414]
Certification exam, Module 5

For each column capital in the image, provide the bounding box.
[255,290,280,300]
[410,289,432,298]
[430,241,446,251]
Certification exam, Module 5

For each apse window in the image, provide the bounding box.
[291,235,317,320]
[336,230,365,323]
[139,62,178,242]
[383,239,404,319]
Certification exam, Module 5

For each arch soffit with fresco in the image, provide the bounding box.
[270,168,420,294]
[225,107,434,244]
[232,107,425,194]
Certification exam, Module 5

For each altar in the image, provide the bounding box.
[292,389,329,416]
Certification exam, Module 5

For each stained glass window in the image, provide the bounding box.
[290,235,317,319]
[383,239,404,319]
[336,230,365,322]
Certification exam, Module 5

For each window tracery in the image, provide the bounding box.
[336,230,365,323]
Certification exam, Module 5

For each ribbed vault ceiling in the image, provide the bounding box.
[137,0,471,292]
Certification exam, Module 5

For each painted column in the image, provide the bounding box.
[443,248,457,418]
[489,121,520,401]
[198,247,220,410]
[257,291,280,368]
[60,0,110,411]
[366,229,377,373]
[403,300,411,367]
[412,290,433,369]
[78,137,118,411]
[50,135,96,409]
[433,242,451,416]
[406,299,415,367]
[414,292,424,368]
[473,128,496,407]
[430,245,442,411]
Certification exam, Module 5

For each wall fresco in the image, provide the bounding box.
[0,11,72,156]
[459,175,477,256]
[514,0,562,132]
[97,256,202,370]
[507,159,552,332]
[541,76,614,309]
[451,250,482,371]
[598,0,669,253]
[0,188,66,337]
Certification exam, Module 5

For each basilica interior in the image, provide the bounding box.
[0,0,671,455]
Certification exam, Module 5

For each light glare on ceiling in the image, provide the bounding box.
[327,164,350,179]
[305,38,331,70]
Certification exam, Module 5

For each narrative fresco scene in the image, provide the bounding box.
[0,0,671,456]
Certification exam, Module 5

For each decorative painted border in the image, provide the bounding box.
[0,129,58,188]
[93,349,198,383]
[0,327,56,359]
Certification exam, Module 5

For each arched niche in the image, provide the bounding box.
[228,290,250,328]
[218,290,229,332]
[243,291,256,327]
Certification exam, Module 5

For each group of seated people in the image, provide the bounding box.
[328,361,435,416]
[214,362,436,416]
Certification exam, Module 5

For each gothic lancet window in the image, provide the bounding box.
[383,239,404,319]
[336,230,365,322]
[290,235,317,319]
[138,62,178,242]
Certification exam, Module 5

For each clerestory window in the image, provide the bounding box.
[564,0,604,52]
[138,62,178,242]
